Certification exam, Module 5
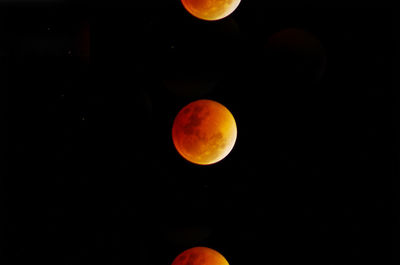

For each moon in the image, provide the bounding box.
[172,99,237,165]
[181,0,241,21]
[171,247,229,265]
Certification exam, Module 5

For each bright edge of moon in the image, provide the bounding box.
[181,0,241,21]
[171,246,230,265]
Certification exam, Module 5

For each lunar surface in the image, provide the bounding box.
[171,247,229,265]
[172,99,237,165]
[181,0,241,21]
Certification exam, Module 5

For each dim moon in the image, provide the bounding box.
[162,225,211,246]
[171,247,229,265]
[172,99,237,165]
[181,0,241,21]
[264,28,327,84]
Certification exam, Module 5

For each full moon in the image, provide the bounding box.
[172,99,237,165]
[171,247,229,265]
[181,0,241,21]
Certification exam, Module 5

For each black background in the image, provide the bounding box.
[2,1,396,264]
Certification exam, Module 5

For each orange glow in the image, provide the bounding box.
[181,0,241,21]
[171,247,229,265]
[172,99,237,165]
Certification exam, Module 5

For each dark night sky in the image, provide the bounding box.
[2,1,396,265]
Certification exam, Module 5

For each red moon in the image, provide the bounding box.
[181,0,241,21]
[171,247,229,265]
[172,99,237,165]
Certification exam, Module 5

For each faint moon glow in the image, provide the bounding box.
[163,77,217,98]
[181,0,241,21]
[171,247,229,265]
[163,225,211,246]
[172,99,237,165]
[265,28,327,84]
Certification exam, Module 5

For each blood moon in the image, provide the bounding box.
[172,99,237,165]
[181,0,241,21]
[171,247,229,265]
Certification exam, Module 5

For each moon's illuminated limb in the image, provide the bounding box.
[172,99,237,165]
[171,246,229,265]
[181,0,241,21]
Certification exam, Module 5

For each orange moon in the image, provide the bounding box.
[181,0,241,21]
[171,247,229,265]
[172,99,237,165]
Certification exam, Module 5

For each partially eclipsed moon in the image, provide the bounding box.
[181,0,241,21]
[171,247,229,265]
[172,99,237,165]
